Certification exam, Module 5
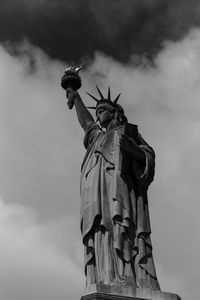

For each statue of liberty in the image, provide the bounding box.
[63,68,160,290]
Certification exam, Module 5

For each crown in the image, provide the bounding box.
[86,85,121,110]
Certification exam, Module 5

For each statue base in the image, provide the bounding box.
[81,284,181,300]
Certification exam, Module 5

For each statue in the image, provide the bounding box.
[61,67,160,290]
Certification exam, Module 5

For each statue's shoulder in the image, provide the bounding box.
[84,122,102,149]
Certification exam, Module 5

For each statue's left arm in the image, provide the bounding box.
[119,133,155,187]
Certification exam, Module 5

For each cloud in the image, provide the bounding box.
[1,0,200,63]
[0,42,85,219]
[1,28,200,300]
[0,197,84,300]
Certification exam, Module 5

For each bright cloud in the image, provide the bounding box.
[0,29,200,300]
[0,197,84,300]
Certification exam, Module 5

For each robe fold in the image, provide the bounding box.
[80,122,160,289]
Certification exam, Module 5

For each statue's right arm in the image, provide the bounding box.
[66,88,94,132]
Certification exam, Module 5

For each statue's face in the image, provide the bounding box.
[96,106,114,128]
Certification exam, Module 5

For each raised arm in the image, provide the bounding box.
[66,88,94,132]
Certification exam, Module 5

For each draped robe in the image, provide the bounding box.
[80,122,160,289]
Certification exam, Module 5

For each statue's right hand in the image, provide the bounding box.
[66,88,78,109]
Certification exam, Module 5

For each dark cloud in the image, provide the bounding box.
[1,0,200,64]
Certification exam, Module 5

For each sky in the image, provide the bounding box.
[0,1,200,300]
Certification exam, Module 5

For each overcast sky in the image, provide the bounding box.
[0,1,200,300]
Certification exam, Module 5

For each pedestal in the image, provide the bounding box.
[81,284,181,300]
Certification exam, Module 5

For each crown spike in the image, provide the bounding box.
[108,86,111,101]
[85,91,99,102]
[113,93,121,104]
[96,85,104,99]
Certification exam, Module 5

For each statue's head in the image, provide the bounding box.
[87,86,127,128]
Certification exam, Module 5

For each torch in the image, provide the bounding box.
[61,66,83,109]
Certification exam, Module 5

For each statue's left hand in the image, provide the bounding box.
[119,134,146,163]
